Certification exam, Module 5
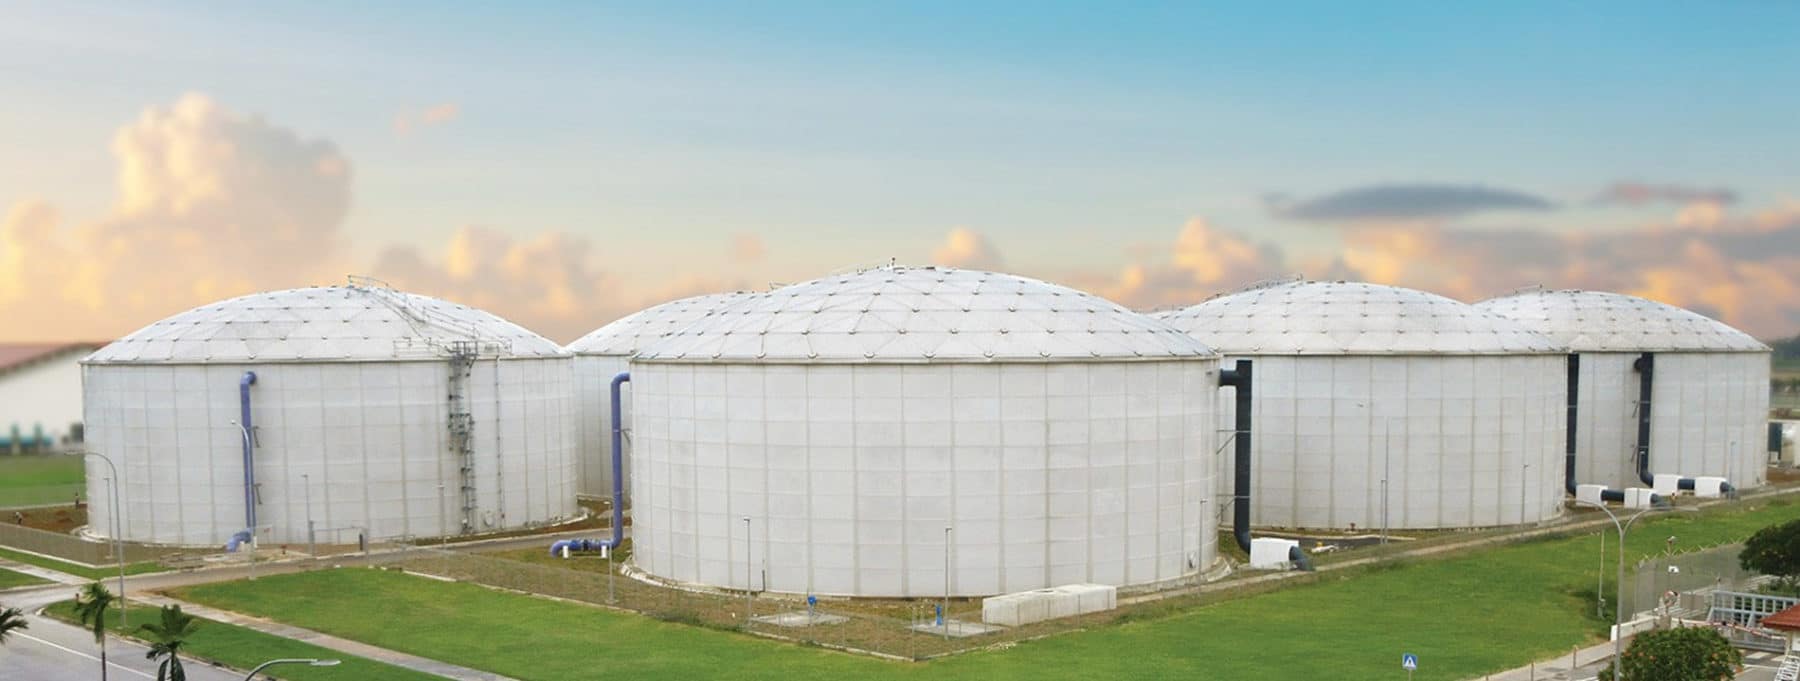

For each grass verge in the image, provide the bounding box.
[0,546,163,580]
[172,497,1800,681]
[0,566,48,589]
[42,600,443,681]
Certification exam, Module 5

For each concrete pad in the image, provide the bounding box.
[751,610,848,627]
[908,619,1004,638]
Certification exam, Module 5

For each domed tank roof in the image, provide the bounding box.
[566,291,757,356]
[1476,289,1767,353]
[86,284,565,364]
[635,266,1215,363]
[1157,280,1563,355]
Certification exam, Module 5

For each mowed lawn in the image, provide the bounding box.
[174,498,1800,681]
[0,454,83,507]
[43,601,443,681]
[0,547,164,580]
[0,566,47,589]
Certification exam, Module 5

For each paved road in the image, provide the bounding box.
[0,598,244,681]
[0,527,611,681]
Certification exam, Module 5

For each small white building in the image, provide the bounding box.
[0,342,103,450]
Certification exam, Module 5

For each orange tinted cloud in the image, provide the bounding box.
[0,93,352,339]
[930,228,1004,270]
[394,102,461,135]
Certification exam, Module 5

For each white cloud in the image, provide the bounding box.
[930,228,1004,270]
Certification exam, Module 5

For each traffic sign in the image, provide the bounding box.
[1402,653,1418,671]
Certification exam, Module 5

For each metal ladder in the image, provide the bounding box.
[447,343,478,532]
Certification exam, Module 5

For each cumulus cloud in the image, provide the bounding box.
[930,228,1005,270]
[373,226,740,342]
[1269,183,1556,222]
[1074,203,1800,338]
[0,93,742,344]
[393,102,461,136]
[1074,219,1288,311]
[729,232,766,263]
[1595,182,1737,207]
[0,93,351,339]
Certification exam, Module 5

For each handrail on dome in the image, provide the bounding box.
[1201,274,1306,304]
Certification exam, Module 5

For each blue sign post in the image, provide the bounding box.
[1402,653,1418,679]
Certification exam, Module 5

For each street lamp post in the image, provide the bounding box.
[943,526,953,641]
[1576,499,1668,681]
[230,419,256,581]
[1521,462,1531,526]
[1381,421,1391,546]
[742,516,752,623]
[242,658,340,679]
[83,452,127,628]
[302,473,315,557]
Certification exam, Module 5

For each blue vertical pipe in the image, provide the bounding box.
[607,371,628,547]
[239,371,258,531]
[1217,359,1312,571]
[550,371,629,556]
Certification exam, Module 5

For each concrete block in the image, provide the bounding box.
[1694,477,1729,498]
[1624,487,1657,509]
[1250,537,1299,570]
[1576,484,1607,506]
[1653,474,1682,497]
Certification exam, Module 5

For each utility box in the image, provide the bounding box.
[1250,537,1300,570]
[1623,488,1658,509]
[1576,484,1608,506]
[1653,474,1683,497]
[1694,477,1729,498]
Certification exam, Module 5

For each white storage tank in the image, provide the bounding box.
[1478,290,1770,491]
[1157,281,1567,530]
[82,282,578,546]
[566,292,756,500]
[629,266,1220,597]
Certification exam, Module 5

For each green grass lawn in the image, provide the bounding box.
[172,498,1800,681]
[0,454,84,507]
[0,566,48,589]
[42,600,443,681]
[0,546,163,580]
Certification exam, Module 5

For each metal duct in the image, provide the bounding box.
[238,371,258,532]
[551,371,630,556]
[1217,359,1313,571]
[1565,355,1626,503]
[1218,360,1252,554]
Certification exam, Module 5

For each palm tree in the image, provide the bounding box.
[0,606,28,644]
[137,604,198,681]
[73,581,116,681]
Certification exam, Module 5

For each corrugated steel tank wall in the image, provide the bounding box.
[83,358,578,546]
[1575,351,1770,489]
[1219,354,1566,529]
[630,360,1219,598]
[574,354,631,500]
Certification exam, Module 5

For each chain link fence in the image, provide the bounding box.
[0,522,176,564]
[388,544,1194,661]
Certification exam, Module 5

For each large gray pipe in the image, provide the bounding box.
[1632,353,1733,495]
[1217,360,1311,571]
[1566,355,1626,503]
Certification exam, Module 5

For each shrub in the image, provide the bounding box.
[1596,626,1740,681]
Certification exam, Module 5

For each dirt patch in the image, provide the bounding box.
[6,505,87,534]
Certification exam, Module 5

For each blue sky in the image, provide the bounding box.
[2,2,1797,340]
